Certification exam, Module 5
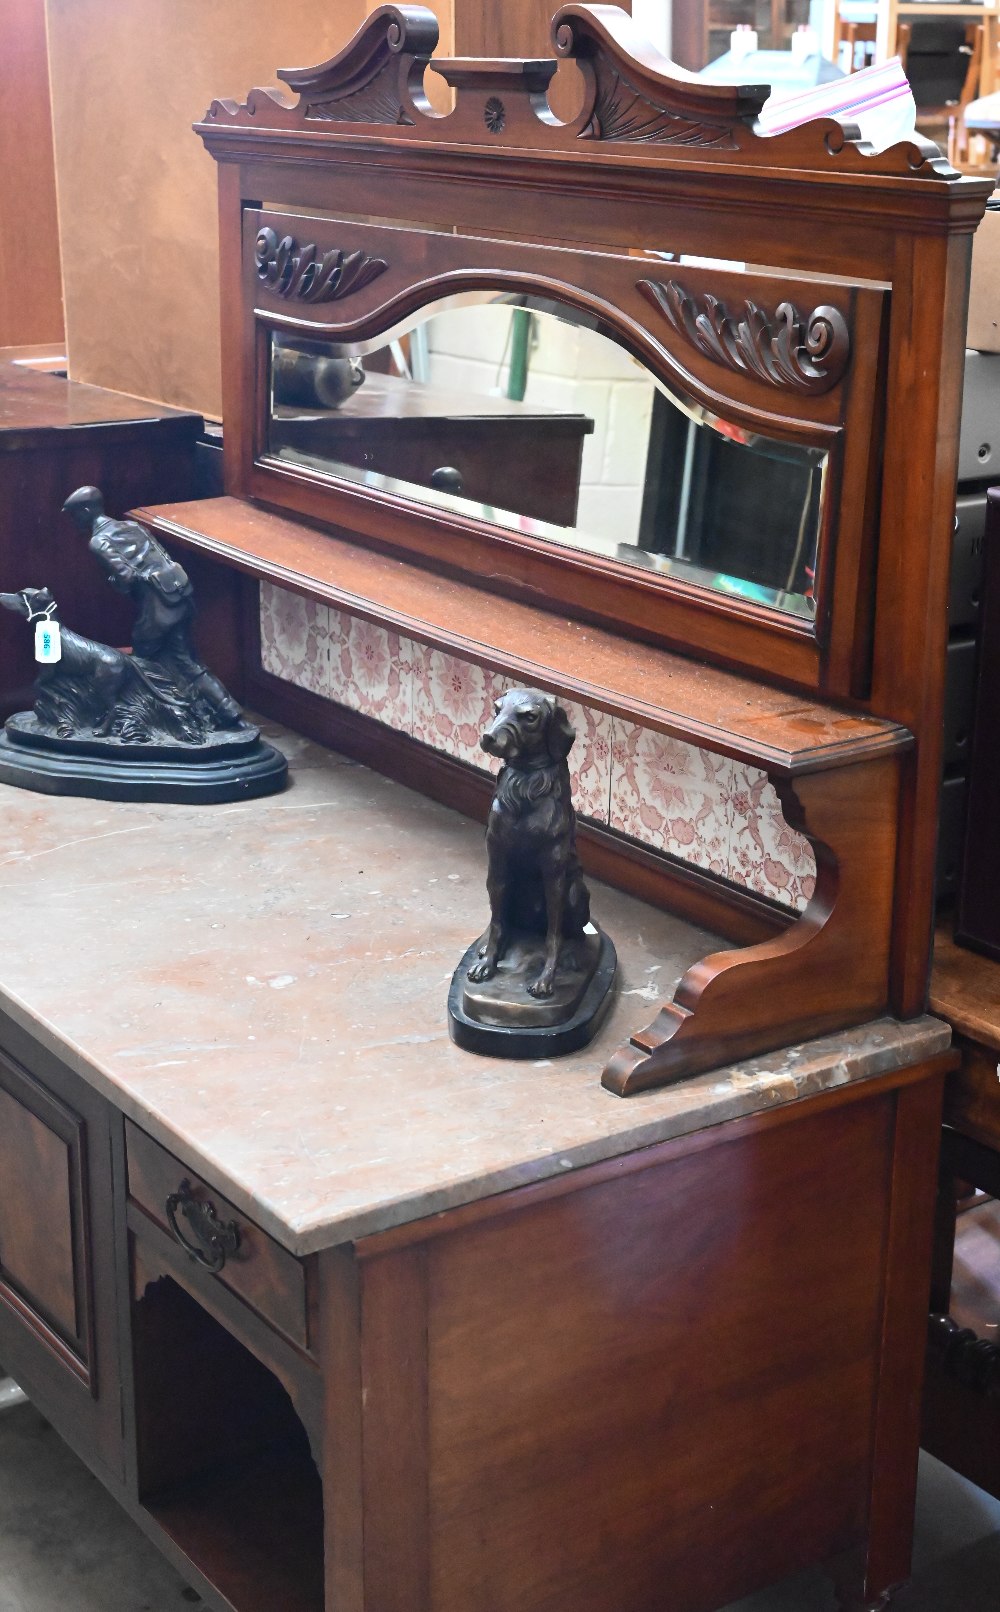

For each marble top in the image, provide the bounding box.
[0,723,949,1255]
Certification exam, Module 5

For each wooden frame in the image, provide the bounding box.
[135,1,992,1095]
[241,205,887,695]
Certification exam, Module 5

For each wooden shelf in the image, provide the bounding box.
[896,5,998,16]
[145,1440,324,1612]
[932,926,1000,1053]
[136,496,912,780]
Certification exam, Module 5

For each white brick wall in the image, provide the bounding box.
[424,305,658,546]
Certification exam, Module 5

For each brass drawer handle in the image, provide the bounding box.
[165,1179,241,1272]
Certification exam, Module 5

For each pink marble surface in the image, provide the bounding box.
[0,724,947,1256]
[259,583,814,897]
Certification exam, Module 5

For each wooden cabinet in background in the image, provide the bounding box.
[0,0,63,346]
[0,359,203,720]
[671,0,811,70]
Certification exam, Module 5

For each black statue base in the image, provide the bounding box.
[448,927,617,1058]
[0,713,287,803]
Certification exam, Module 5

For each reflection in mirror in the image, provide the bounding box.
[266,299,826,620]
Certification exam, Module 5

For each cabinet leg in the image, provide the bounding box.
[830,1556,902,1611]
[833,1582,899,1610]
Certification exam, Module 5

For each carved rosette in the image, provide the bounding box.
[639,278,851,395]
[254,228,388,304]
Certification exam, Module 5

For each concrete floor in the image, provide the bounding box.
[1,1380,999,1611]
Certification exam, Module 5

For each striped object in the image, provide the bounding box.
[759,56,916,151]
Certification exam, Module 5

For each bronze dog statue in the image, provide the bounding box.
[469,688,591,998]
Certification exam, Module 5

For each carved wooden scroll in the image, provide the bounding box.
[552,3,768,148]
[603,755,903,1095]
[276,4,438,124]
[204,5,439,129]
[549,4,958,175]
[640,278,851,395]
[254,229,388,304]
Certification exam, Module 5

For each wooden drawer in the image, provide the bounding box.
[271,408,590,527]
[125,1121,310,1352]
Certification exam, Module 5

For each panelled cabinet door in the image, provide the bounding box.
[0,1018,124,1480]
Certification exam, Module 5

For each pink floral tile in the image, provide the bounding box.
[727,764,816,912]
[609,720,732,877]
[329,609,413,731]
[560,698,613,823]
[258,585,810,904]
[259,582,330,696]
[411,646,506,769]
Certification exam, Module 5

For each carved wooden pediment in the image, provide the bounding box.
[552,2,768,148]
[199,1,961,182]
[204,4,439,129]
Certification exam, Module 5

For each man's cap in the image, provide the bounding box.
[62,485,105,521]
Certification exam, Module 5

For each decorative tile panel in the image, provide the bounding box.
[610,721,732,877]
[330,609,413,732]
[728,764,816,909]
[561,699,613,824]
[258,583,815,910]
[259,581,330,696]
[411,645,506,769]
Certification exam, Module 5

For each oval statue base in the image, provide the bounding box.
[0,725,288,804]
[448,928,618,1058]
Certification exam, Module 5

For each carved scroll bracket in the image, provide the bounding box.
[255,228,388,304]
[277,4,438,124]
[639,278,851,395]
[603,757,900,1096]
[552,3,767,148]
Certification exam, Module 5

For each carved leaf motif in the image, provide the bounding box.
[275,6,439,126]
[254,228,388,304]
[639,278,851,395]
[299,82,411,124]
[551,9,761,149]
[588,64,739,149]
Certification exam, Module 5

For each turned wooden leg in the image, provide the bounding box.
[603,756,900,1095]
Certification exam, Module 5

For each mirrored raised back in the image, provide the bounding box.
[266,296,826,621]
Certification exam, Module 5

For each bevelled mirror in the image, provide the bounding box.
[264,297,826,623]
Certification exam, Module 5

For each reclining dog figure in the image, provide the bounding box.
[0,587,208,745]
[470,687,591,999]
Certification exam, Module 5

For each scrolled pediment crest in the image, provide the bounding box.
[551,3,767,149]
[199,2,962,182]
[639,277,851,395]
[204,4,438,129]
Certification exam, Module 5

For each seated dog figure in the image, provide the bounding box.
[469,688,591,998]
